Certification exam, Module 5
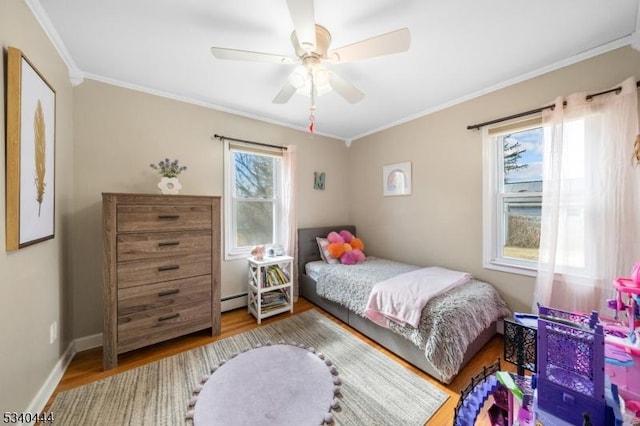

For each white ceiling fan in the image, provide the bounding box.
[210,0,411,106]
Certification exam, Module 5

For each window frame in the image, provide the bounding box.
[482,118,543,277]
[224,141,283,260]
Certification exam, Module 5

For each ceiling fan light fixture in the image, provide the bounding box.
[314,83,332,96]
[289,65,308,89]
[295,75,331,97]
[311,64,330,86]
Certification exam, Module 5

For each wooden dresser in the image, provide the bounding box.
[102,193,221,369]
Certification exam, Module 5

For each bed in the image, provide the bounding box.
[298,225,511,384]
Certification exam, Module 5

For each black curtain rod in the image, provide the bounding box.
[467,80,640,130]
[213,134,287,150]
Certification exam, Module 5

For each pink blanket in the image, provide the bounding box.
[364,267,472,328]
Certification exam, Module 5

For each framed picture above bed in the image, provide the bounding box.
[383,162,412,196]
[5,46,56,251]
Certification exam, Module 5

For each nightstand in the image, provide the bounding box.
[247,255,294,323]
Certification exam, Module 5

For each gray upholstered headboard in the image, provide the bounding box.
[297,225,356,277]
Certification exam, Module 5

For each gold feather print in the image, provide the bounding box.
[34,100,46,216]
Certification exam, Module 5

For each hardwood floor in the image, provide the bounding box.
[43,298,514,425]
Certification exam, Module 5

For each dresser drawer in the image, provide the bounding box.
[117,300,212,354]
[117,275,211,316]
[117,204,212,233]
[117,230,211,261]
[117,252,212,289]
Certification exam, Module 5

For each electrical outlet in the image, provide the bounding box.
[49,321,58,344]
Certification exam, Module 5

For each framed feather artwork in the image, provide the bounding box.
[6,47,56,251]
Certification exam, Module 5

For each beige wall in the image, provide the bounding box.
[72,80,350,338]
[4,0,640,413]
[349,46,640,313]
[0,0,74,413]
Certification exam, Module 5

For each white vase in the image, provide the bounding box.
[157,177,182,194]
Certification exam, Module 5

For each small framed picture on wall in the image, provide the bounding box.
[314,172,326,190]
[383,162,412,196]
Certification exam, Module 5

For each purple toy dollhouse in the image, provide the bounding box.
[535,305,623,425]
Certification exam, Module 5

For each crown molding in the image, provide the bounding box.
[25,0,84,86]
[83,72,344,142]
[23,0,345,142]
[349,35,633,143]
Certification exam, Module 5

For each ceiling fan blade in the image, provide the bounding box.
[327,28,410,63]
[211,47,296,64]
[286,0,317,51]
[272,81,298,104]
[328,71,364,104]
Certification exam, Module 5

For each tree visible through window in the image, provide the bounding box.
[234,152,276,246]
[503,137,528,174]
[226,146,282,257]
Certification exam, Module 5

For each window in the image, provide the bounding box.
[483,118,544,276]
[224,142,283,260]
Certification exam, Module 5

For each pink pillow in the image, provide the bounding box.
[327,231,344,244]
[339,229,353,243]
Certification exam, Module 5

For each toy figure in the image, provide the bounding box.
[250,245,265,260]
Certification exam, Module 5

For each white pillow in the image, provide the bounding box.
[316,237,339,264]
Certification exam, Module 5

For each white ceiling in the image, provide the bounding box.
[35,0,639,141]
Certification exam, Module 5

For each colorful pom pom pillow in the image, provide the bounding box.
[322,229,366,265]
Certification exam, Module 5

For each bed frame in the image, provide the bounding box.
[297,225,497,384]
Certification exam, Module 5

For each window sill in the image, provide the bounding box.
[225,250,252,261]
[484,259,538,277]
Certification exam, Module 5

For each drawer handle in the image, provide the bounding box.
[158,214,180,220]
[158,289,180,297]
[158,313,180,322]
[158,265,180,272]
[158,241,180,247]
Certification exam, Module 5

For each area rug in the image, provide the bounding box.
[49,309,449,425]
[188,342,341,425]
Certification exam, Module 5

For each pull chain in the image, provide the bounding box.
[308,109,315,133]
[308,72,316,133]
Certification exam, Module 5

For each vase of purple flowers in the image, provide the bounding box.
[150,158,187,194]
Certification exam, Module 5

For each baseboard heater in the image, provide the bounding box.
[221,292,248,312]
[222,292,247,302]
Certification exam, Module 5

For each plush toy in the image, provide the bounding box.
[250,245,265,261]
[326,230,366,265]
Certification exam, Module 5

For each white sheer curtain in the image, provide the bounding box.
[281,144,298,300]
[533,77,640,314]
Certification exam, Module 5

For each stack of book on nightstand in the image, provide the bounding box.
[260,292,289,313]
[263,265,290,287]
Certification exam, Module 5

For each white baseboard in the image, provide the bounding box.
[27,307,248,414]
[74,332,103,352]
[24,334,100,414]
[25,342,75,413]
